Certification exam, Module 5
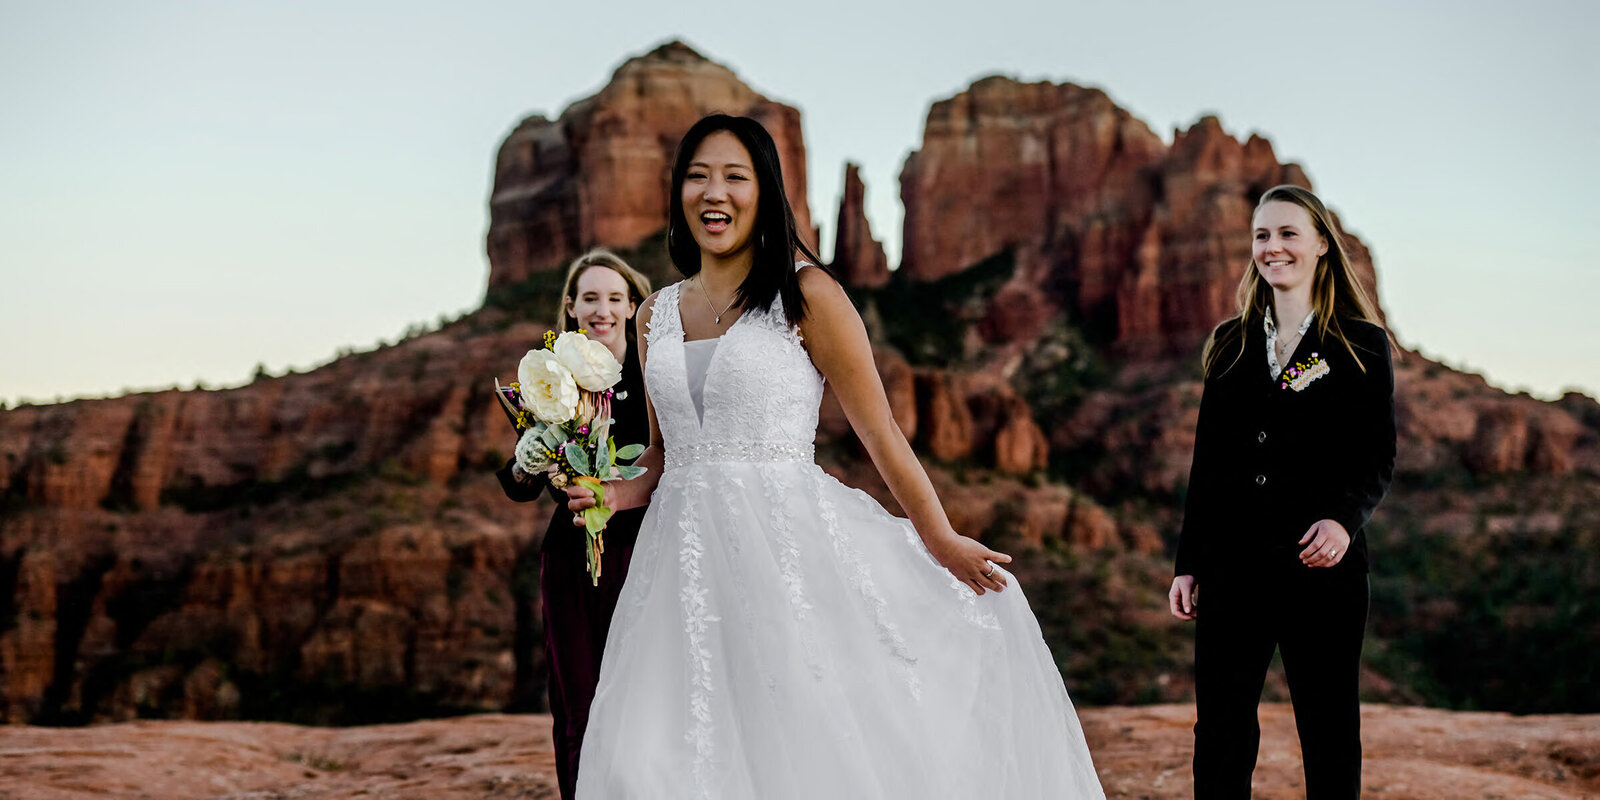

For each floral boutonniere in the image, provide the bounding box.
[1281,352,1331,392]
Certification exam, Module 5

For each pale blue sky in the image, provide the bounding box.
[2,1,1596,405]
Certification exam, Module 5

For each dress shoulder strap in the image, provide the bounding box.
[753,266,808,348]
[645,282,683,347]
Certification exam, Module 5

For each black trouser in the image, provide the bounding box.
[1193,558,1369,799]
[542,540,634,800]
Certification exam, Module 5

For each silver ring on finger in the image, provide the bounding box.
[982,561,996,578]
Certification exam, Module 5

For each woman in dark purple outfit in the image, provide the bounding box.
[496,248,652,800]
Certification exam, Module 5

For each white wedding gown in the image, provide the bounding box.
[575,280,1104,799]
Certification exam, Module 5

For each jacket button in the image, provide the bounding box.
[1255,474,1267,486]
[1257,431,1267,443]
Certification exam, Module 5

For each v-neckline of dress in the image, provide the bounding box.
[674,285,752,436]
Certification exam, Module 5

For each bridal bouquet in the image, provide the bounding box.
[494,331,646,585]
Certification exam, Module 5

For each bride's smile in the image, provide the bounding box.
[682,130,760,261]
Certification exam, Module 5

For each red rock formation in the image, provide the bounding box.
[0,327,522,516]
[0,548,57,721]
[992,399,1049,476]
[1381,354,1583,477]
[912,370,975,461]
[0,316,557,723]
[878,349,918,441]
[1526,408,1582,474]
[1468,405,1531,473]
[963,383,1050,475]
[899,79,1381,356]
[890,468,1128,553]
[901,77,1166,285]
[486,41,815,287]
[1064,493,1119,550]
[1464,404,1582,475]
[978,278,1056,346]
[831,163,889,288]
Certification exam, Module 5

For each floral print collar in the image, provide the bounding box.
[1265,309,1316,380]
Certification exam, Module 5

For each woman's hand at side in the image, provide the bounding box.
[1298,519,1351,567]
[926,531,1013,596]
[1169,575,1198,620]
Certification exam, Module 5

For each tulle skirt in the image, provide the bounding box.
[575,460,1104,799]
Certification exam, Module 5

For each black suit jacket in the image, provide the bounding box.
[496,345,650,554]
[1174,316,1396,578]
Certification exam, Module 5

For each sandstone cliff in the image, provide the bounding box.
[486,40,815,287]
[897,77,1377,358]
[831,162,889,289]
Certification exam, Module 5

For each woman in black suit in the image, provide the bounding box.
[1169,185,1396,800]
[496,248,651,800]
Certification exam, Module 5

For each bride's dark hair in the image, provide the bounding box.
[666,114,827,328]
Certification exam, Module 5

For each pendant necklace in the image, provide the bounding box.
[696,276,739,324]
[1276,328,1302,363]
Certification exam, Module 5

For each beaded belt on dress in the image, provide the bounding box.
[664,441,815,470]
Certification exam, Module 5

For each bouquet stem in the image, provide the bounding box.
[574,476,613,587]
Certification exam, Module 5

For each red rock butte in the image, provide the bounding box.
[490,46,1379,358]
[486,40,815,287]
[899,77,1379,357]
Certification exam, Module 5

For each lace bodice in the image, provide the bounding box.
[645,280,824,467]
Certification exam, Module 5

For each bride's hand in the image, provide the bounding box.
[929,533,1012,595]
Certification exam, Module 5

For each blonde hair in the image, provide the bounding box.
[558,249,653,343]
[1202,185,1388,379]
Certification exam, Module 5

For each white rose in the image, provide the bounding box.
[552,330,623,392]
[518,349,579,424]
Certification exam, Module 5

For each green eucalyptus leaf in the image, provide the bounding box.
[615,443,646,461]
[564,442,591,475]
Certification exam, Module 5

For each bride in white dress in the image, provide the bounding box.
[565,114,1104,799]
